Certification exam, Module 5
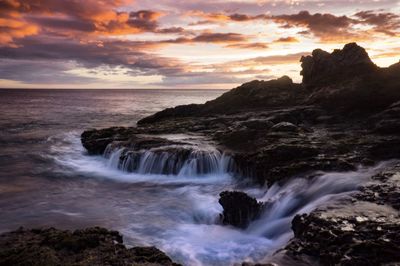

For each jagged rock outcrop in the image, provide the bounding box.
[300,43,378,88]
[219,191,264,228]
[302,43,400,111]
[82,43,400,186]
[0,227,179,266]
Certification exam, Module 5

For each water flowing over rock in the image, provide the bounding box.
[79,42,400,265]
[283,164,400,265]
[219,191,264,228]
[87,133,237,177]
[105,144,235,176]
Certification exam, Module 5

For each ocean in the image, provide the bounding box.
[0,89,384,265]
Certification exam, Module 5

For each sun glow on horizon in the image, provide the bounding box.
[0,0,399,89]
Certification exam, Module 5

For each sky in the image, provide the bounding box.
[0,0,399,89]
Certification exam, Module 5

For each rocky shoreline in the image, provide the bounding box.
[3,43,400,265]
[0,227,180,266]
[79,43,400,265]
[82,43,400,265]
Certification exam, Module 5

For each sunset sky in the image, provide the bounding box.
[0,0,399,89]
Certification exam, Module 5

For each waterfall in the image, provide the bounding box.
[103,144,236,177]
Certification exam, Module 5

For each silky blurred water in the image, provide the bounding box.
[0,89,387,265]
[0,88,225,230]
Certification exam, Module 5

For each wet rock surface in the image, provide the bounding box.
[219,191,264,228]
[79,43,400,265]
[283,164,400,266]
[82,43,400,186]
[0,227,179,266]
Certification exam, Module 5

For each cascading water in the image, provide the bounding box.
[103,143,236,177]
[49,132,393,266]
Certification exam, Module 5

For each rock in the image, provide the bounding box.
[219,191,264,228]
[78,42,400,265]
[81,127,139,155]
[372,108,400,134]
[287,209,400,266]
[138,76,306,125]
[242,119,274,130]
[0,227,180,266]
[285,165,400,266]
[82,43,400,186]
[138,104,202,124]
[355,167,400,211]
[271,122,298,132]
[82,129,183,155]
[300,42,377,88]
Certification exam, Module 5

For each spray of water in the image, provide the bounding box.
[103,144,235,176]
[48,132,391,265]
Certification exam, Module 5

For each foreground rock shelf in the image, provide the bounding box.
[284,164,400,265]
[0,227,180,266]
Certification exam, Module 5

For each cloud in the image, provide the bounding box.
[0,0,399,88]
[0,36,187,76]
[191,32,246,43]
[0,59,96,84]
[0,17,39,46]
[127,10,163,32]
[225,42,269,49]
[354,10,400,36]
[273,36,300,43]
[159,32,249,45]
[214,52,308,69]
[0,0,189,45]
[271,11,359,41]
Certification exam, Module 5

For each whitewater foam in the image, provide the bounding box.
[48,131,393,266]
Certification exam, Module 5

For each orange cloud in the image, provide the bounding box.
[273,36,299,43]
[225,42,269,50]
[0,0,176,45]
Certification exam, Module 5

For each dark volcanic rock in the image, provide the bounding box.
[219,191,264,228]
[300,42,377,88]
[355,167,400,211]
[284,165,400,266]
[78,42,400,266]
[0,227,179,266]
[288,211,400,266]
[82,129,181,155]
[271,121,298,132]
[82,43,400,186]
[81,127,140,155]
[302,44,400,112]
[138,76,305,124]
